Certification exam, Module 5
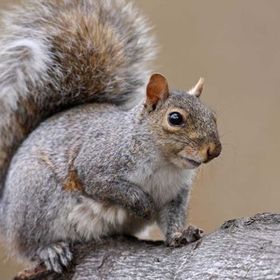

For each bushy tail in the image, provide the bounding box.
[0,0,155,195]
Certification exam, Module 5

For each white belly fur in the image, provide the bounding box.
[128,163,196,207]
[68,197,128,241]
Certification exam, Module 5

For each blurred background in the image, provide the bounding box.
[1,0,280,278]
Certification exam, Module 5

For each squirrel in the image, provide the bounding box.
[0,0,221,274]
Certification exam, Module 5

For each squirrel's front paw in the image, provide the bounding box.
[130,191,155,219]
[36,242,72,273]
[166,225,204,247]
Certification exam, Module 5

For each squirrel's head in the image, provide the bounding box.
[143,73,222,169]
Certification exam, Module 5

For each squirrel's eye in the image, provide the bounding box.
[168,112,184,126]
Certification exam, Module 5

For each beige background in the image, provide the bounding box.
[1,0,280,278]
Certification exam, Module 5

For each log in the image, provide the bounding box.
[15,213,280,280]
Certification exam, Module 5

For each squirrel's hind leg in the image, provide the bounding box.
[3,154,78,273]
[35,241,72,273]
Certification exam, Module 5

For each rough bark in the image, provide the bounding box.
[15,213,280,280]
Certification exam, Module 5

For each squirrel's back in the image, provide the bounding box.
[0,0,155,194]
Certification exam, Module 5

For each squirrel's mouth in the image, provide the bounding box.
[179,156,202,168]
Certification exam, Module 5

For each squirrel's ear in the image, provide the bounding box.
[145,73,169,111]
[189,78,204,97]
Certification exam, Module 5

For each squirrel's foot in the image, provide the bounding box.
[166,225,204,247]
[36,242,72,273]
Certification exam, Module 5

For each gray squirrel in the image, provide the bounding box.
[0,0,221,274]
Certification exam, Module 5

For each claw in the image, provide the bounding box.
[37,242,72,273]
[166,225,204,247]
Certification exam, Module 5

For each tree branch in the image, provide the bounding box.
[15,213,280,280]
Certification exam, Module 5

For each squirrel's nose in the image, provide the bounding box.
[202,142,222,163]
